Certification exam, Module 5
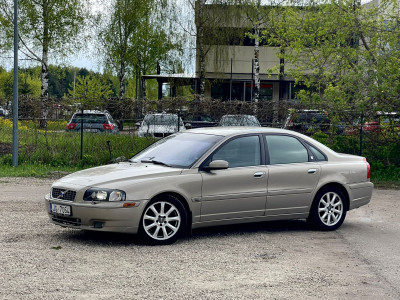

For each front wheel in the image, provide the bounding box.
[139,195,187,245]
[308,187,347,231]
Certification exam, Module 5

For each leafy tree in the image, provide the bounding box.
[96,0,181,101]
[266,0,400,120]
[19,69,41,97]
[68,74,113,108]
[186,0,247,101]
[0,67,12,98]
[0,0,88,122]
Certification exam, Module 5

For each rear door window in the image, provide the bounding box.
[265,135,309,164]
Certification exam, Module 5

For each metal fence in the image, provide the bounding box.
[1,95,399,168]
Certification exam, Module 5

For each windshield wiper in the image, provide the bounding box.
[140,159,171,167]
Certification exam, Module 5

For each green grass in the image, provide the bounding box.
[0,122,156,170]
[0,163,82,178]
[1,123,399,189]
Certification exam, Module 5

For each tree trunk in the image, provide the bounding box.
[197,0,206,101]
[253,23,260,103]
[199,44,206,102]
[119,60,126,102]
[253,0,261,103]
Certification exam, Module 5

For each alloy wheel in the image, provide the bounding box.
[142,201,181,241]
[317,191,344,227]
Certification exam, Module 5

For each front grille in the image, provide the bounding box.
[52,216,81,226]
[51,188,77,201]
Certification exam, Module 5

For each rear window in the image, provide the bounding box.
[72,114,108,124]
[143,115,182,126]
[295,113,329,123]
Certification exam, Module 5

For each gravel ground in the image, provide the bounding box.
[0,177,399,300]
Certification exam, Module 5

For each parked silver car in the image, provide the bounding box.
[219,114,261,126]
[137,113,185,137]
[45,127,373,245]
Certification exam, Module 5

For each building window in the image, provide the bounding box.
[245,83,273,101]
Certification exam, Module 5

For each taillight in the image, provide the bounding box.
[363,157,370,179]
[103,124,114,130]
[66,123,77,130]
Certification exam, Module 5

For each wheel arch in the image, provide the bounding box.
[314,182,350,211]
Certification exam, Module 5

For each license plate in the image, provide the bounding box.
[50,203,72,216]
[84,129,98,133]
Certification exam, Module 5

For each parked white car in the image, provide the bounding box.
[137,113,185,137]
[0,106,9,117]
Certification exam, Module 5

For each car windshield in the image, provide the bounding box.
[143,114,182,126]
[72,114,108,124]
[220,115,260,126]
[131,132,223,168]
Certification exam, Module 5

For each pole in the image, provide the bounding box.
[359,112,364,156]
[230,58,232,101]
[12,0,18,167]
[80,107,84,160]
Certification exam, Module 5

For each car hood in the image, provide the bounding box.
[53,162,182,188]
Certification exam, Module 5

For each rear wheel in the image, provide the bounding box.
[139,195,187,245]
[308,187,347,231]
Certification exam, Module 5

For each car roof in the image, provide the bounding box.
[188,126,295,136]
[221,114,255,118]
[145,113,177,116]
[186,126,337,157]
[74,110,107,115]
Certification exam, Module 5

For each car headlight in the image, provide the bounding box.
[83,188,126,202]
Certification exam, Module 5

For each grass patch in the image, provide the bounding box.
[1,121,399,190]
[1,123,155,167]
[0,163,82,178]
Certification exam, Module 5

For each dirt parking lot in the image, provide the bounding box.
[0,177,399,300]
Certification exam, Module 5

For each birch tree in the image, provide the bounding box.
[0,0,87,121]
[239,0,262,102]
[186,0,241,101]
[97,0,180,101]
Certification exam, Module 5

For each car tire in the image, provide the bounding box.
[308,187,347,231]
[139,195,187,245]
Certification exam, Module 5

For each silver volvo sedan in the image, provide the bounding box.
[45,127,373,245]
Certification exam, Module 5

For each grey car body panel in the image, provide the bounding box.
[266,162,321,216]
[45,127,373,234]
[200,165,268,221]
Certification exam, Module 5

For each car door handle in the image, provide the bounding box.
[253,172,266,178]
[308,168,318,174]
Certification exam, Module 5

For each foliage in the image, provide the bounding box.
[0,120,155,167]
[266,0,400,119]
[96,0,182,101]
[68,75,113,108]
[0,0,88,101]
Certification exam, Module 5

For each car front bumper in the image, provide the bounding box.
[44,194,148,234]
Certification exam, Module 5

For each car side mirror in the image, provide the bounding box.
[204,160,229,170]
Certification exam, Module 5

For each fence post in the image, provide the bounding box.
[359,112,364,156]
[80,107,84,160]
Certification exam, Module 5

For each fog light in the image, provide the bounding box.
[93,222,105,229]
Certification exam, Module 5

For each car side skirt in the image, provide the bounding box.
[192,213,309,229]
